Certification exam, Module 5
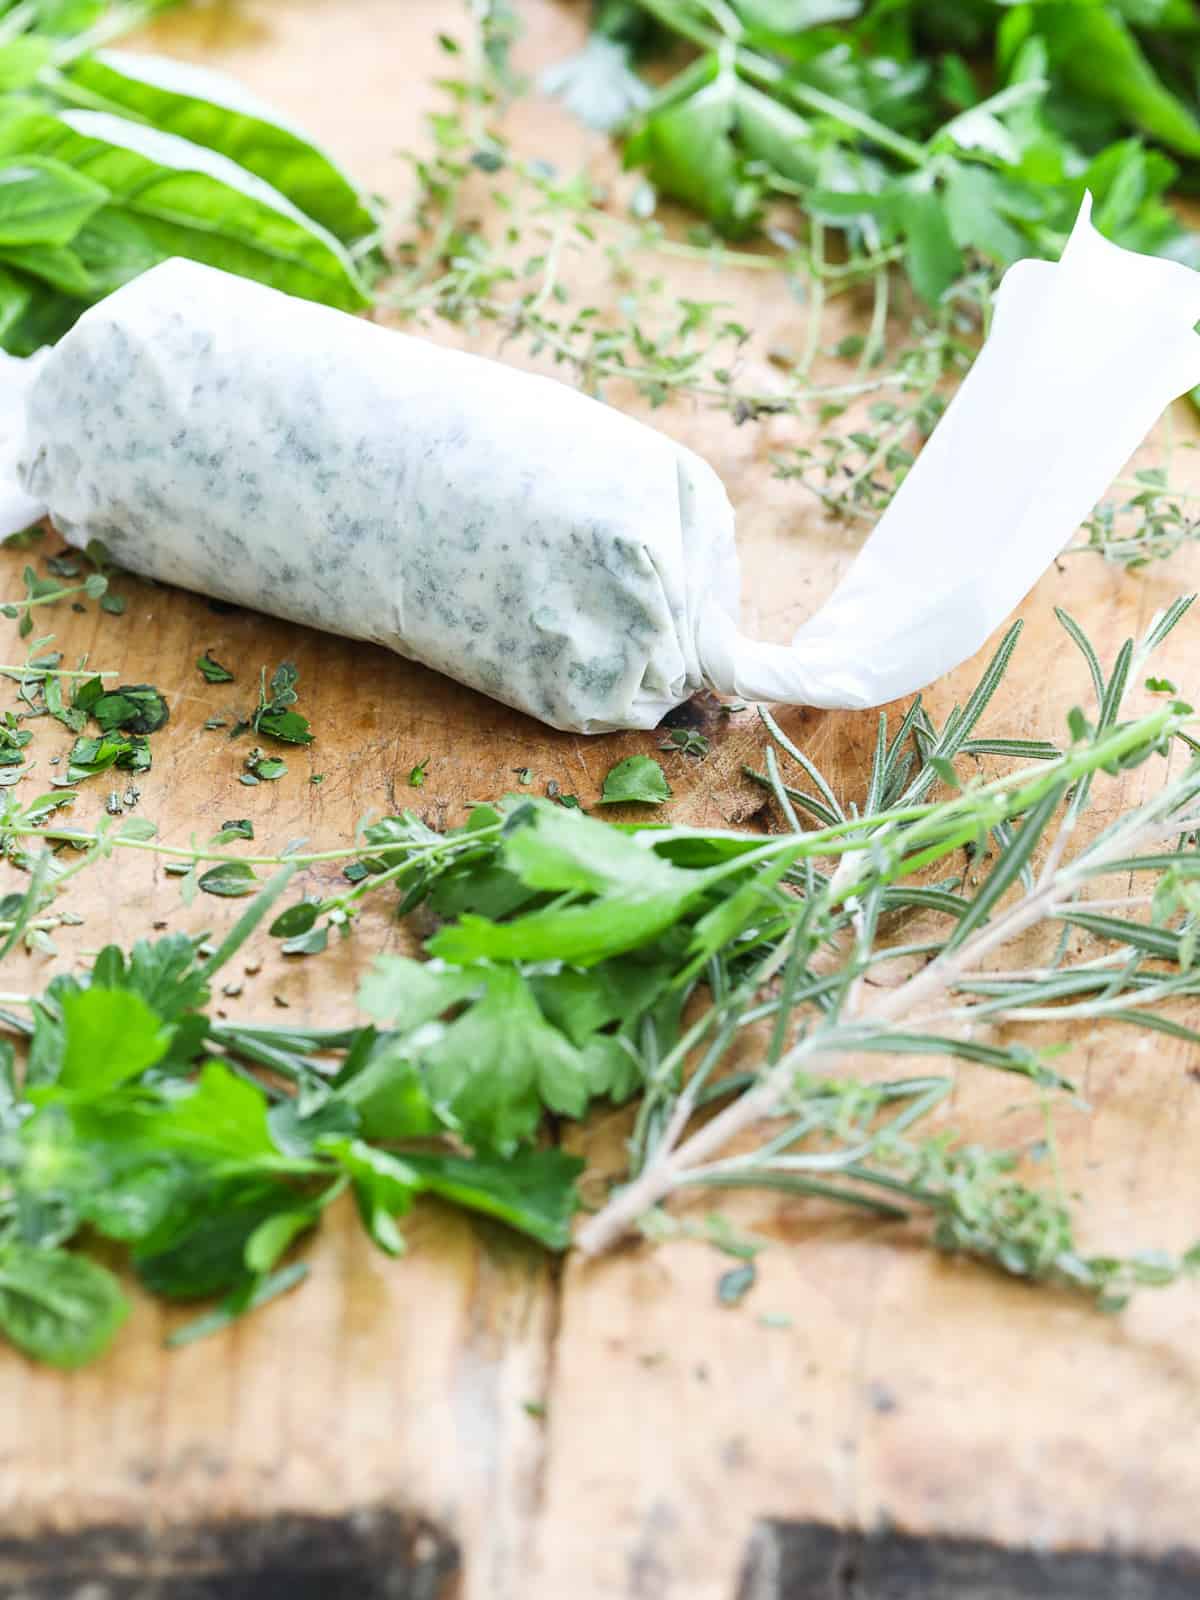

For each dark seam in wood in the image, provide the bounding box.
[0,1509,460,1600]
[735,1519,1200,1600]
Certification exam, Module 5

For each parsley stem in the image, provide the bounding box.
[626,0,928,168]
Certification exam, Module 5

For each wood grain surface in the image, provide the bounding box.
[2,3,1200,1597]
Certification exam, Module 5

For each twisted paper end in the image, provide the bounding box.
[0,347,49,541]
[699,194,1200,710]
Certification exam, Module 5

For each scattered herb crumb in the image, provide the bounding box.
[545,778,582,808]
[409,758,430,788]
[246,662,313,746]
[310,773,325,785]
[523,1400,547,1420]
[515,766,532,785]
[717,1263,756,1306]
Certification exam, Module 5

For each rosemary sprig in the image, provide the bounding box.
[576,602,1200,1284]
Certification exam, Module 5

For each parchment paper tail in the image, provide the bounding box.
[699,194,1200,710]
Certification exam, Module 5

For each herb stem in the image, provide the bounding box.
[2,581,97,614]
[12,821,505,872]
[626,0,928,167]
[0,665,116,679]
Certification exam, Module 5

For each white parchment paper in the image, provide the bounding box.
[0,196,1196,733]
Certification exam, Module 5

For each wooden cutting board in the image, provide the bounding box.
[3,3,1200,1597]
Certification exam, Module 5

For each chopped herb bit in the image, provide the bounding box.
[515,767,532,785]
[89,684,169,735]
[218,819,255,841]
[244,748,287,782]
[281,924,328,957]
[197,861,259,898]
[599,754,671,806]
[409,758,430,788]
[197,650,235,684]
[660,728,710,759]
[204,717,229,730]
[248,662,313,746]
[56,732,151,785]
[310,773,325,785]
[269,901,320,939]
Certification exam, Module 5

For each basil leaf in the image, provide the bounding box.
[0,260,31,340]
[1036,3,1200,157]
[0,109,368,309]
[0,155,107,246]
[70,50,378,244]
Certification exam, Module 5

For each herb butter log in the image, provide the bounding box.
[4,194,1200,733]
